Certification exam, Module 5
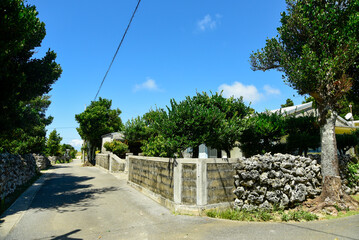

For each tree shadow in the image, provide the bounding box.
[1,171,119,219]
[50,229,82,240]
[30,172,119,213]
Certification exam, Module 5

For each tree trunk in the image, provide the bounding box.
[320,110,339,178]
[86,142,95,165]
[305,110,358,213]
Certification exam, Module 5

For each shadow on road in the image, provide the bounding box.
[31,172,119,213]
[1,170,119,219]
[50,229,82,240]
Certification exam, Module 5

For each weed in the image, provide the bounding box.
[206,207,318,222]
[281,213,289,222]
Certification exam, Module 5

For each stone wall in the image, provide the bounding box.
[128,156,239,213]
[95,153,127,172]
[95,154,109,170]
[33,154,51,170]
[181,163,197,204]
[207,162,236,204]
[234,153,359,210]
[129,157,175,201]
[0,153,39,200]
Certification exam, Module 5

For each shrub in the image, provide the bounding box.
[347,162,359,187]
[104,141,128,158]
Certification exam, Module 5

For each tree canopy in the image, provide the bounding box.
[0,0,62,133]
[281,98,294,108]
[250,0,359,121]
[75,98,123,163]
[140,92,251,158]
[46,129,62,156]
[0,0,61,154]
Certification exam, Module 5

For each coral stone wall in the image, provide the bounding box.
[0,154,39,200]
[234,153,359,210]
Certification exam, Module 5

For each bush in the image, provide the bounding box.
[141,135,178,158]
[206,208,318,222]
[104,141,128,158]
[347,162,359,187]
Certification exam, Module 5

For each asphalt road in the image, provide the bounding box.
[1,159,359,240]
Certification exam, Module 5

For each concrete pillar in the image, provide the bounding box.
[173,160,182,204]
[196,159,207,206]
[125,153,133,173]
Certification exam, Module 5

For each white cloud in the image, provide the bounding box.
[218,82,281,103]
[197,14,221,32]
[134,78,161,92]
[219,82,262,103]
[69,139,83,148]
[263,85,280,95]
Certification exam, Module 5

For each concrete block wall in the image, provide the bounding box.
[207,162,236,204]
[96,154,109,170]
[95,153,126,173]
[128,156,239,212]
[129,157,175,201]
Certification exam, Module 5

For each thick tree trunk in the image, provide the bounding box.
[86,142,95,165]
[320,111,339,178]
[305,110,358,213]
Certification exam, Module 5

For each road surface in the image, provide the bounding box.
[1,159,358,240]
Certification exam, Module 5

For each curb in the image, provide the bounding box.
[0,169,53,239]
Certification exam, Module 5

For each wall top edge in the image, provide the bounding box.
[128,155,241,164]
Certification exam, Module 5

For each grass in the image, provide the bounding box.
[321,194,359,220]
[206,195,359,222]
[206,208,318,222]
[352,194,359,202]
[0,172,41,216]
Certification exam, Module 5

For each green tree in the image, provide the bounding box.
[46,130,62,156]
[281,98,294,108]
[240,112,287,157]
[104,141,128,158]
[0,95,53,154]
[75,98,123,164]
[250,0,359,210]
[0,0,62,133]
[285,115,321,156]
[60,144,77,159]
[146,92,251,158]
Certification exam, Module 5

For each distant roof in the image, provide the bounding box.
[101,132,124,140]
[269,102,313,115]
[269,101,354,127]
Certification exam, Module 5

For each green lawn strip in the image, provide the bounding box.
[205,203,359,222]
[206,208,318,222]
[0,172,42,216]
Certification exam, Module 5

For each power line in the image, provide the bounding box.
[94,0,142,101]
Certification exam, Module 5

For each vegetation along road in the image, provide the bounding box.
[0,159,358,240]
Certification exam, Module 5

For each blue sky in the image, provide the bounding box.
[27,0,307,150]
